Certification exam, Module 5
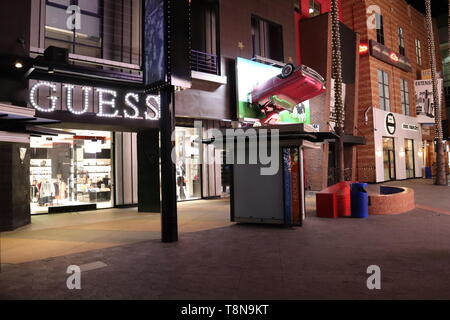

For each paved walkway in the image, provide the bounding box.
[1,179,450,300]
[1,200,232,264]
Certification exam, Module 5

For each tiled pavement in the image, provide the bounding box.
[1,180,450,299]
[1,200,232,265]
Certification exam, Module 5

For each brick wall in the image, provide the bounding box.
[342,0,444,182]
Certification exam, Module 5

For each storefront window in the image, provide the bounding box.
[30,129,113,214]
[174,127,202,201]
[383,137,396,181]
[45,0,102,59]
[44,0,142,65]
[405,139,415,179]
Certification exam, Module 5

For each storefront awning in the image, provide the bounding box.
[0,112,69,137]
[343,134,366,146]
[202,124,339,144]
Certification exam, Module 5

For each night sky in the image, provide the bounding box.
[405,0,447,17]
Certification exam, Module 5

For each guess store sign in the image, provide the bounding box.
[29,80,161,122]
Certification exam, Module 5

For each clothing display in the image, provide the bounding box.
[29,129,114,214]
[40,180,55,198]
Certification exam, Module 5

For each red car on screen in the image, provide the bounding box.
[250,64,326,125]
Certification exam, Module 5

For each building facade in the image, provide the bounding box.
[342,0,447,183]
[294,0,362,190]
[0,0,300,230]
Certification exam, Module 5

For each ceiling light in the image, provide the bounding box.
[14,61,24,69]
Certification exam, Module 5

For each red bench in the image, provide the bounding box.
[316,182,354,218]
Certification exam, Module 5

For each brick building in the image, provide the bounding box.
[294,0,362,190]
[342,0,446,183]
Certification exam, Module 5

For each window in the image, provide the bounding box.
[400,79,410,115]
[416,39,422,65]
[30,129,113,215]
[45,0,102,59]
[293,0,300,13]
[375,13,385,45]
[191,0,219,74]
[309,0,321,17]
[44,0,142,65]
[251,16,284,62]
[378,70,390,111]
[398,27,405,56]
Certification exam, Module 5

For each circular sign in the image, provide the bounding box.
[385,113,396,135]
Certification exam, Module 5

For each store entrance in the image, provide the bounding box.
[30,130,113,214]
[405,139,415,179]
[383,137,396,181]
[174,127,202,201]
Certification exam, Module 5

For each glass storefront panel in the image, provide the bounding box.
[383,137,396,181]
[174,127,202,201]
[405,139,415,179]
[30,129,113,214]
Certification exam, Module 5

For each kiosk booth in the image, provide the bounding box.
[211,124,337,226]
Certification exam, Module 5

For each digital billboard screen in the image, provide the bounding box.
[236,58,311,126]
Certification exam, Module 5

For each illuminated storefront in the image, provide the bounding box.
[26,79,161,214]
[373,108,424,182]
[174,127,202,201]
[30,130,113,214]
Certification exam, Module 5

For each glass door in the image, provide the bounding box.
[405,139,415,179]
[383,137,396,181]
[174,127,202,201]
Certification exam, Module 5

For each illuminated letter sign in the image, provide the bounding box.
[96,88,119,118]
[29,81,161,121]
[124,93,140,119]
[29,82,59,113]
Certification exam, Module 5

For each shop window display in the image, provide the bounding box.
[174,127,202,201]
[30,129,113,214]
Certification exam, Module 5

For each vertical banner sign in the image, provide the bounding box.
[143,0,191,89]
[144,0,166,88]
[415,79,443,121]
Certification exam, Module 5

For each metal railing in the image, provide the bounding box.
[190,50,219,75]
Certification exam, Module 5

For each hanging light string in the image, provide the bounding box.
[331,0,344,131]
[425,0,443,141]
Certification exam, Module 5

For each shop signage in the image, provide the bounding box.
[402,123,419,132]
[29,81,160,120]
[369,40,412,72]
[415,79,443,119]
[421,69,443,80]
[385,113,396,135]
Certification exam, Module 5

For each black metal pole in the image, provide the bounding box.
[160,85,178,242]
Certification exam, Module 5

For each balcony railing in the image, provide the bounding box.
[191,50,219,75]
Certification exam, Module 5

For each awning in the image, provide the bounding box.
[0,113,69,137]
[202,124,339,144]
[343,134,366,146]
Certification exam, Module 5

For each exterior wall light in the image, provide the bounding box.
[376,149,383,158]
[14,61,24,69]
